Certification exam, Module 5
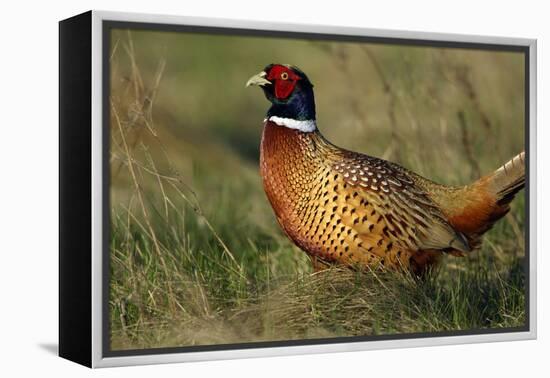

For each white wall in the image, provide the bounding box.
[1,0,547,376]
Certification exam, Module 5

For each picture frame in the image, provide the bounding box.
[59,10,537,368]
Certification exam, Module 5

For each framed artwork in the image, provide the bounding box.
[59,10,537,368]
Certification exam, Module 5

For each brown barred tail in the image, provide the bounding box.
[446,152,525,241]
[489,152,526,206]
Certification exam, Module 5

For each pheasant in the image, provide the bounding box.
[246,64,525,274]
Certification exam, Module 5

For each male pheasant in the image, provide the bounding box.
[247,64,525,274]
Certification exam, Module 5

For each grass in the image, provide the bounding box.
[108,30,526,351]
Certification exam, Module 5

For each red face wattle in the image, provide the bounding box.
[266,65,301,100]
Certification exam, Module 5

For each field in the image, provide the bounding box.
[108,29,526,350]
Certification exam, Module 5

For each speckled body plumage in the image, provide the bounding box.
[260,121,525,273]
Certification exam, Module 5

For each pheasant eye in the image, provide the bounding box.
[280,72,289,80]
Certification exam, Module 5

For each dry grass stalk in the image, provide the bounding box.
[361,46,403,163]
[111,103,178,314]
[457,110,482,179]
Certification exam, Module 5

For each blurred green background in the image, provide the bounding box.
[109,28,526,351]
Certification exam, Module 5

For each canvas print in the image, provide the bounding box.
[107,26,526,353]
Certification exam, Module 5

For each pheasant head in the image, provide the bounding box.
[246,64,317,132]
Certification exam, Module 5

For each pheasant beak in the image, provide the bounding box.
[246,71,271,88]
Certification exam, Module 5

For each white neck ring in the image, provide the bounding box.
[265,116,317,133]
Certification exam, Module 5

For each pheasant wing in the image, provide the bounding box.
[332,154,470,254]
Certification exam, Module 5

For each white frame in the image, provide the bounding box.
[90,10,537,368]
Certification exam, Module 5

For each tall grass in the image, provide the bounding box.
[108,31,526,350]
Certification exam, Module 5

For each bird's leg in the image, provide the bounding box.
[309,255,331,272]
[409,250,442,278]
